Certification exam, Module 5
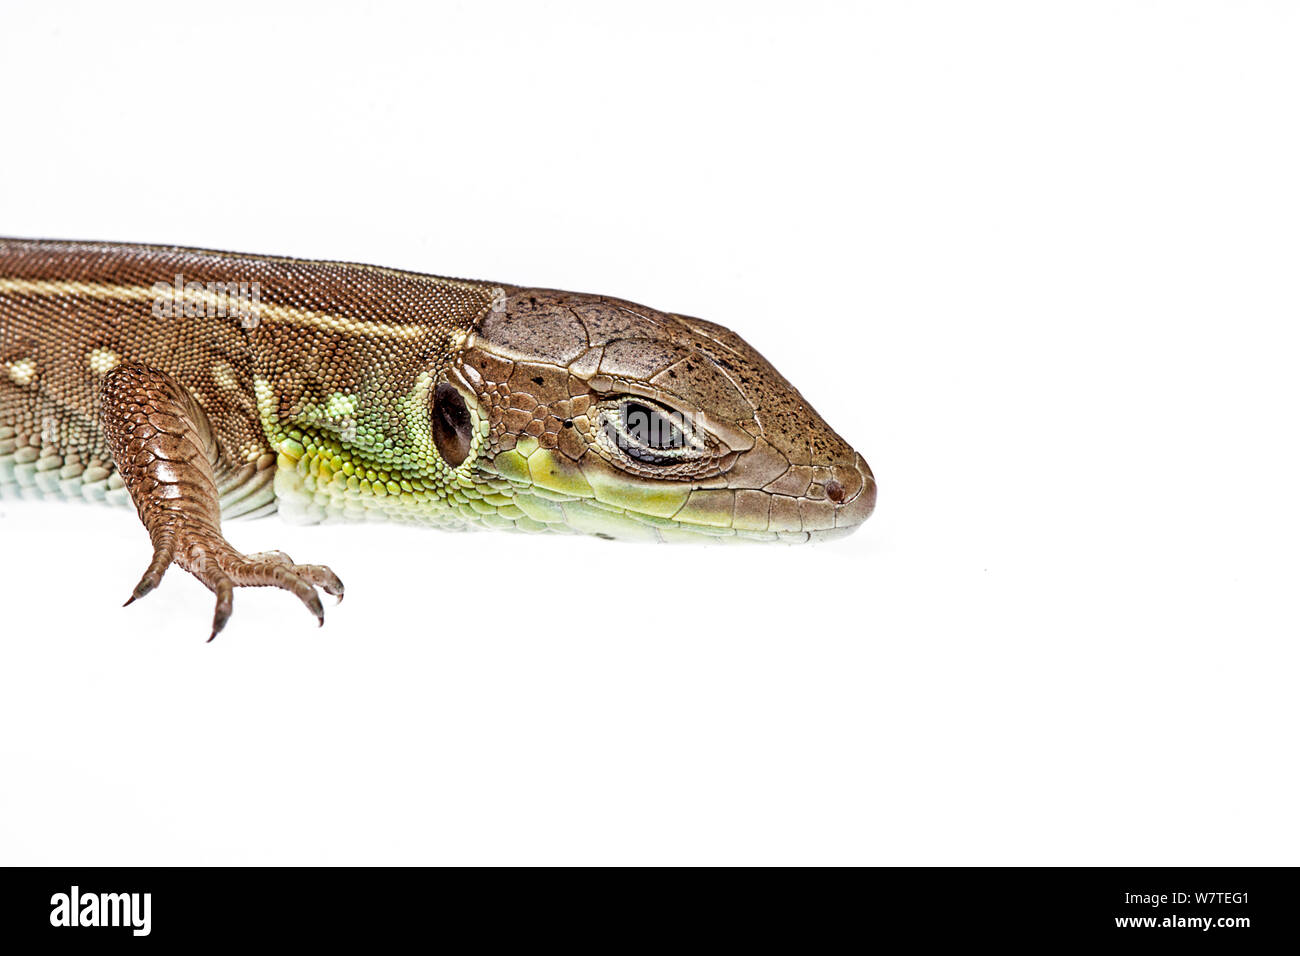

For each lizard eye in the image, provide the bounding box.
[598,397,706,466]
[432,382,473,468]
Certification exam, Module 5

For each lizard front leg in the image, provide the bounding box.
[99,364,343,640]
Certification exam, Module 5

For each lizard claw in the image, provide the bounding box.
[296,565,345,604]
[208,575,234,642]
[195,550,342,640]
[131,545,343,641]
[124,540,176,606]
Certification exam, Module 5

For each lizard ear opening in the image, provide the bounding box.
[432,382,473,468]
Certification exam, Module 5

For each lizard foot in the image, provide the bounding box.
[126,540,345,641]
[101,363,345,640]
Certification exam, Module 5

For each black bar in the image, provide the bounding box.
[0,866,1292,945]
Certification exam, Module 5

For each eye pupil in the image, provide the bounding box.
[620,400,686,451]
[602,398,701,466]
[597,395,711,471]
[432,383,473,468]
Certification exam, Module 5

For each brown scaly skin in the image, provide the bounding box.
[0,238,875,637]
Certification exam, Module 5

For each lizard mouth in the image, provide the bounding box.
[483,447,876,543]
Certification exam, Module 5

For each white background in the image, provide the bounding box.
[0,1,1296,865]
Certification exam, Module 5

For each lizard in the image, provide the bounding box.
[0,238,876,639]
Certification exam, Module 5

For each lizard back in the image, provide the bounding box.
[0,238,502,515]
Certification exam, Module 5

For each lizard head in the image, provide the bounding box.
[437,289,875,542]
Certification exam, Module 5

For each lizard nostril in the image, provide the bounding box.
[825,479,846,504]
